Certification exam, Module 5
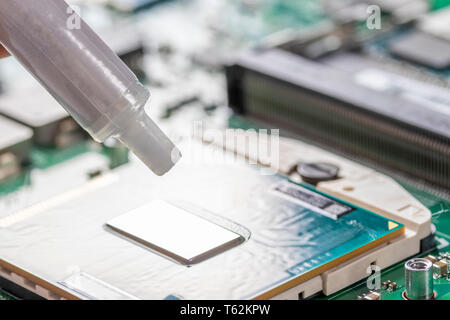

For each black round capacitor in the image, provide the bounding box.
[296,162,340,185]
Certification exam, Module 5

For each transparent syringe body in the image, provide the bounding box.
[0,0,180,175]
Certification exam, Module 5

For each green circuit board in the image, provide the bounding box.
[322,248,450,300]
[324,185,450,300]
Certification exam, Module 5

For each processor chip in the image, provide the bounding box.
[0,152,405,299]
[106,200,245,265]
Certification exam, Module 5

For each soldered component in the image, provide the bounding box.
[0,88,85,148]
[358,291,381,300]
[424,255,438,264]
[0,115,33,182]
[382,280,398,291]
[404,258,434,300]
[433,260,449,279]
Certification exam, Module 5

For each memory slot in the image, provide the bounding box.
[226,49,450,190]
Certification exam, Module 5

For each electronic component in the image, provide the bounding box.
[226,49,450,191]
[424,255,438,264]
[439,252,450,261]
[382,280,398,291]
[273,181,353,219]
[0,88,84,148]
[296,162,340,185]
[433,260,448,278]
[358,290,381,300]
[404,258,434,300]
[389,32,450,69]
[0,115,33,182]
[106,200,246,265]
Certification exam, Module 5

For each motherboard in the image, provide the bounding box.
[0,0,448,301]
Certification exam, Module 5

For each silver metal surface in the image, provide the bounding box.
[405,258,434,300]
[106,200,245,265]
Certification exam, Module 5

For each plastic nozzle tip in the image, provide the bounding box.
[118,111,181,176]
